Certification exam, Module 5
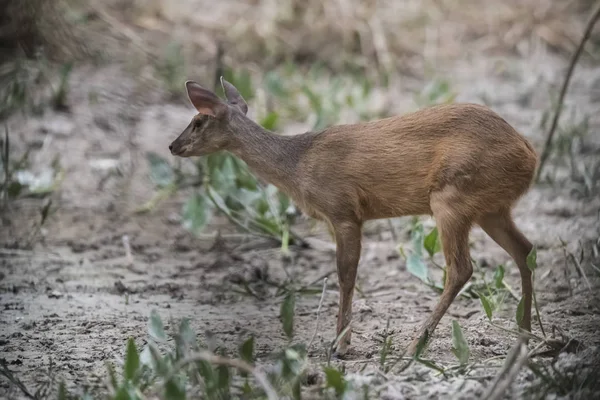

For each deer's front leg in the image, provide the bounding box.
[332,220,362,358]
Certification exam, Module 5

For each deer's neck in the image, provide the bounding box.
[229,118,312,195]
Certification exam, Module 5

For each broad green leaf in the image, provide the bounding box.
[526,247,537,272]
[216,364,231,393]
[207,186,231,217]
[451,320,470,365]
[323,366,346,396]
[493,265,505,289]
[516,296,525,325]
[406,254,428,282]
[146,152,174,187]
[281,291,296,339]
[479,293,493,320]
[423,227,442,257]
[124,338,140,381]
[239,336,255,364]
[182,193,212,235]
[165,378,186,400]
[253,215,281,236]
[113,386,130,400]
[148,310,167,341]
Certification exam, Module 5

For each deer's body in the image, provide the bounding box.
[243,103,536,223]
[171,78,538,357]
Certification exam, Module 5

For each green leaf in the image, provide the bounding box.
[493,265,505,289]
[148,310,167,341]
[206,186,230,216]
[239,336,255,364]
[165,378,186,400]
[323,366,346,396]
[216,364,231,393]
[451,320,470,365]
[406,254,428,282]
[113,386,130,400]
[516,296,525,325]
[526,246,537,272]
[423,227,442,257]
[479,293,493,321]
[281,291,296,339]
[124,338,140,381]
[182,193,212,235]
[260,111,279,131]
[146,152,174,187]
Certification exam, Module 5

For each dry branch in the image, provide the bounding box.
[536,2,600,181]
[482,336,529,400]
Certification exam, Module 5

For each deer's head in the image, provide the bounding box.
[169,78,249,157]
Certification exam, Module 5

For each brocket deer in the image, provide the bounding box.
[169,77,538,357]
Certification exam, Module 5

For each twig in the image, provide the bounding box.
[160,351,278,400]
[536,3,600,181]
[568,252,592,291]
[0,360,37,400]
[490,322,545,343]
[482,336,529,400]
[296,270,336,294]
[308,277,328,350]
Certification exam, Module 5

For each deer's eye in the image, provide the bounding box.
[193,119,203,129]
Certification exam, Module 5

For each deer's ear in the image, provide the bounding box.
[185,81,226,117]
[220,77,248,115]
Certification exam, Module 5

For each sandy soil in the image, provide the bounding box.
[1,29,600,399]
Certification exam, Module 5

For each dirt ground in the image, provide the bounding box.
[2,3,600,399]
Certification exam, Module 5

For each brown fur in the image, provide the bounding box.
[170,78,538,357]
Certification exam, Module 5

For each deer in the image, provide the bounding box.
[169,77,538,358]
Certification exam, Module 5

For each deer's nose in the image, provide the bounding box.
[168,144,173,151]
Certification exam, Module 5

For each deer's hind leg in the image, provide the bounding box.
[478,209,534,331]
[407,187,475,355]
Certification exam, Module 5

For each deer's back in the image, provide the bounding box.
[298,103,537,222]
